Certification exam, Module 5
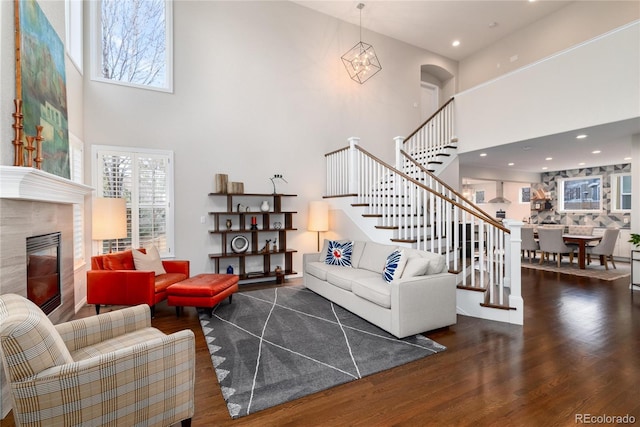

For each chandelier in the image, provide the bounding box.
[341,3,382,84]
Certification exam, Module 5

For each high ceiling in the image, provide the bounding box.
[293,1,639,175]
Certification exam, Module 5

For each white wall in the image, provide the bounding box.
[458,1,640,91]
[83,1,456,275]
[455,21,640,155]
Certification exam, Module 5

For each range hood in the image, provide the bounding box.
[488,181,511,204]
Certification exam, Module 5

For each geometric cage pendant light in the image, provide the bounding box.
[341,3,382,84]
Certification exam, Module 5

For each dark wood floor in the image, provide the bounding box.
[3,269,639,426]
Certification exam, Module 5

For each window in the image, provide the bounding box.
[475,190,485,204]
[558,176,602,212]
[91,0,173,92]
[519,187,531,204]
[611,173,631,212]
[69,133,84,267]
[65,0,83,73]
[92,146,174,257]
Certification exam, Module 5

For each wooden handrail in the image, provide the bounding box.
[403,97,455,143]
[324,146,349,157]
[355,145,510,233]
[400,149,504,228]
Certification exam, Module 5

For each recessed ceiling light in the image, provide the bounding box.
[592,150,601,154]
[479,153,487,157]
[576,134,588,139]
[452,40,461,47]
[488,22,498,29]
[578,162,585,166]
[545,157,552,161]
[624,157,632,161]
[522,146,532,151]
[542,166,548,170]
[508,162,514,166]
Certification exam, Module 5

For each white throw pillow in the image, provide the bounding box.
[401,257,431,278]
[132,246,166,276]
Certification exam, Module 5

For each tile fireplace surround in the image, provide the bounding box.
[0,165,93,417]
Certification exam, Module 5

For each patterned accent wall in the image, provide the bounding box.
[530,164,631,228]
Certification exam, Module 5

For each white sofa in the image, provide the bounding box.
[303,240,457,338]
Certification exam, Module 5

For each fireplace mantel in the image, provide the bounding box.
[0,166,93,204]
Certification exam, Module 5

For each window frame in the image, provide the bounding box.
[69,132,85,268]
[65,0,83,74]
[610,173,632,213]
[92,145,175,258]
[89,0,174,93]
[557,175,603,213]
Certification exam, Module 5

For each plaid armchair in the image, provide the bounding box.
[0,294,195,427]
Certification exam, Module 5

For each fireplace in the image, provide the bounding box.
[26,232,61,315]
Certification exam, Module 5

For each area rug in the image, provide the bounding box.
[521,260,630,281]
[198,286,446,419]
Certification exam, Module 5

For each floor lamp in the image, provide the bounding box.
[92,197,127,253]
[308,201,329,252]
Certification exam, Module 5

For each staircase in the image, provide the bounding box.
[324,98,524,325]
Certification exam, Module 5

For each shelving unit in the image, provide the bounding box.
[208,193,297,283]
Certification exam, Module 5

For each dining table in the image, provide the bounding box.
[562,234,602,269]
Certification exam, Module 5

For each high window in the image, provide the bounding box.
[91,0,173,92]
[558,176,602,212]
[611,173,632,212]
[92,146,174,257]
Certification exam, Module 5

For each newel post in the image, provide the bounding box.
[347,137,360,195]
[503,219,524,325]
[393,136,404,170]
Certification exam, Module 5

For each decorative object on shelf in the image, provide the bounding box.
[272,238,278,252]
[260,239,272,254]
[226,265,234,274]
[341,3,382,84]
[273,221,282,229]
[250,216,258,230]
[308,201,329,251]
[269,174,288,194]
[260,200,270,212]
[274,266,282,274]
[12,99,24,166]
[231,235,249,253]
[215,174,228,194]
[229,182,244,194]
[34,125,44,169]
[24,136,35,167]
[225,219,232,230]
[236,203,245,213]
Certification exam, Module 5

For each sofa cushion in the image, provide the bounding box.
[325,240,353,267]
[351,279,391,309]
[382,249,407,283]
[306,261,333,281]
[132,246,166,276]
[350,241,366,268]
[155,273,189,292]
[358,242,398,273]
[403,248,447,274]
[401,256,431,278]
[102,250,136,270]
[326,268,379,291]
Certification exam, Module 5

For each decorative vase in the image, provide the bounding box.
[225,219,232,230]
[260,200,270,212]
[226,265,234,274]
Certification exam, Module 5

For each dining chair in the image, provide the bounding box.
[568,225,594,235]
[538,227,575,268]
[521,226,539,263]
[586,228,620,270]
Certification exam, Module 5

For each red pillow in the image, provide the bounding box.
[102,250,135,270]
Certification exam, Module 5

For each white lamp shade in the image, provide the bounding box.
[308,201,329,232]
[92,198,128,240]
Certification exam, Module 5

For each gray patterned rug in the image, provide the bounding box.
[521,260,630,281]
[199,286,446,419]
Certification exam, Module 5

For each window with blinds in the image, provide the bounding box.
[92,146,174,257]
[69,133,84,267]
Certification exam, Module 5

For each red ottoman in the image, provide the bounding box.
[167,274,239,317]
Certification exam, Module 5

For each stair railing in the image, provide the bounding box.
[325,137,521,309]
[397,97,456,171]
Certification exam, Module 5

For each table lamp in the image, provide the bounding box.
[92,197,127,253]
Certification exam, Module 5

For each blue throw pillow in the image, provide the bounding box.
[383,249,406,283]
[325,240,353,267]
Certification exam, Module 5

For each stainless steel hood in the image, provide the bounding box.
[488,181,511,204]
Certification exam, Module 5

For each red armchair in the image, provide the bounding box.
[87,249,189,316]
